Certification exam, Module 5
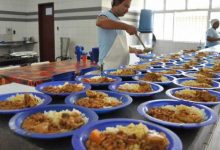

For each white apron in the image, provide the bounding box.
[103,31,130,70]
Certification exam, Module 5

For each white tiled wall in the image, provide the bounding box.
[0,0,102,57]
[0,0,202,59]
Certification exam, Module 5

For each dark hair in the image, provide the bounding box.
[112,0,125,7]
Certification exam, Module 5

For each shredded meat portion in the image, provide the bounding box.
[140,73,168,82]
[75,90,122,108]
[82,76,115,83]
[110,69,136,76]
[212,63,220,72]
[172,64,192,70]
[170,54,180,59]
[125,64,149,70]
[150,61,160,65]
[43,83,84,94]
[148,106,204,123]
[174,89,218,102]
[0,94,41,110]
[182,77,212,88]
[86,130,169,150]
[117,82,153,93]
[160,69,177,75]
[196,68,215,78]
[22,111,85,134]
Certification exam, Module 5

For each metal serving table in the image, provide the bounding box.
[0,82,219,150]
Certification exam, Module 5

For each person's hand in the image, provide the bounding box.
[134,49,143,54]
[129,47,143,54]
[125,25,137,35]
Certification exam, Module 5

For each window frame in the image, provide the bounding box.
[144,0,220,42]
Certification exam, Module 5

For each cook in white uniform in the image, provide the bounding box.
[96,0,142,70]
[206,19,220,48]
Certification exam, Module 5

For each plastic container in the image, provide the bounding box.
[138,9,153,33]
[92,47,99,63]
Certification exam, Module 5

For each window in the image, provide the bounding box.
[188,0,209,9]
[145,0,164,11]
[166,0,185,10]
[212,0,220,9]
[173,11,208,42]
[164,13,173,40]
[153,13,164,40]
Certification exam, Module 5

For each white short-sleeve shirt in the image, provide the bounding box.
[206,28,220,48]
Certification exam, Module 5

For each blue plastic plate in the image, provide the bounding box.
[147,68,182,77]
[103,69,141,80]
[35,81,91,96]
[137,99,217,128]
[136,53,156,59]
[65,90,132,114]
[75,75,122,87]
[182,71,220,80]
[108,81,163,97]
[166,87,220,106]
[9,104,98,139]
[119,64,149,73]
[0,92,52,114]
[173,77,220,90]
[132,74,175,85]
[72,118,183,150]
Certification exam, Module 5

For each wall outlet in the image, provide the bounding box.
[6,28,12,34]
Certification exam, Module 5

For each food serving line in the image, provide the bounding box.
[0,82,219,150]
[1,46,220,149]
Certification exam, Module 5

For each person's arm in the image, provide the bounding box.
[207,36,220,42]
[96,16,137,35]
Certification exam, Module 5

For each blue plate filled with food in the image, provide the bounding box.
[132,73,175,85]
[137,99,217,128]
[75,75,122,87]
[72,118,182,150]
[136,53,156,59]
[9,104,98,139]
[35,81,91,96]
[108,81,163,97]
[166,87,220,106]
[173,77,220,90]
[119,63,149,73]
[182,70,220,80]
[103,68,141,80]
[147,68,182,77]
[0,92,52,114]
[65,90,132,114]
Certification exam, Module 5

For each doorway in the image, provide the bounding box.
[38,3,55,62]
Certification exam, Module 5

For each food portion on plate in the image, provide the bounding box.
[75,90,122,108]
[181,77,213,88]
[109,69,136,76]
[117,82,153,93]
[42,82,85,94]
[173,89,218,102]
[203,63,220,73]
[86,123,169,150]
[22,109,88,134]
[0,93,43,110]
[149,69,181,76]
[82,76,116,84]
[194,68,215,78]
[140,72,169,82]
[148,104,205,123]
[123,63,149,71]
[171,64,193,70]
